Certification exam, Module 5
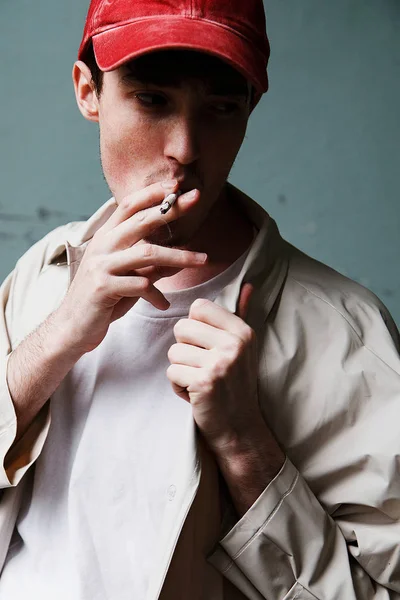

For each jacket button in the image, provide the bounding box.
[167,485,177,501]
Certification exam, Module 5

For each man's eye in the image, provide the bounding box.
[135,93,167,107]
[209,102,240,115]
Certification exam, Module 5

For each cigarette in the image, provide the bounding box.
[160,190,182,214]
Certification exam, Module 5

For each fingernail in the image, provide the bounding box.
[195,253,208,263]
[161,179,178,189]
[185,189,198,200]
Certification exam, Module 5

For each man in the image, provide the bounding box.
[0,0,399,598]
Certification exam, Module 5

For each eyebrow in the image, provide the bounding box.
[120,71,249,98]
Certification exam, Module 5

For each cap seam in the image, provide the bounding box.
[92,0,106,30]
[91,15,267,56]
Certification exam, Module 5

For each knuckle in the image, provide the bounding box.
[198,371,214,392]
[120,196,132,211]
[210,359,229,380]
[223,335,242,355]
[140,244,155,260]
[93,272,109,295]
[137,278,152,292]
[134,210,146,225]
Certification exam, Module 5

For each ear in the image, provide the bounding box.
[72,60,100,123]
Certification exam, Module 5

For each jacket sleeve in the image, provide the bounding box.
[210,457,400,599]
[0,268,51,490]
[208,302,400,598]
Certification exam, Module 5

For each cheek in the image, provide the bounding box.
[99,109,163,197]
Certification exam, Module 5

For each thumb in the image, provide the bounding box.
[236,282,255,321]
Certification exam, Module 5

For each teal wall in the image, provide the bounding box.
[1,2,399,323]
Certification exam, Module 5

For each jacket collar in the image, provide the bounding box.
[43,186,289,330]
[44,197,119,267]
[212,186,289,330]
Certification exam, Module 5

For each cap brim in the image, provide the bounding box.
[91,17,268,94]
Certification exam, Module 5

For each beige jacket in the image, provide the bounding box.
[1,186,400,599]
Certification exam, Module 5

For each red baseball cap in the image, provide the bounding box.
[78,0,270,97]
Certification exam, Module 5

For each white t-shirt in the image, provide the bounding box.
[0,243,252,600]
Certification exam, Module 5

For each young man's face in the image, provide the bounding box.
[76,51,251,247]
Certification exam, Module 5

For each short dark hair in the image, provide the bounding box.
[83,44,255,105]
[84,43,104,96]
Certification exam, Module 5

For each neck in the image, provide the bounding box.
[156,185,255,293]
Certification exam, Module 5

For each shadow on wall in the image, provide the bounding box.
[0,205,90,248]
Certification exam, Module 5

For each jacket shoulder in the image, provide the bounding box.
[282,243,400,359]
[286,244,384,309]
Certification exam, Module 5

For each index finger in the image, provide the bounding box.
[99,181,179,234]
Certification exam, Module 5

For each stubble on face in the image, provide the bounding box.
[96,50,250,253]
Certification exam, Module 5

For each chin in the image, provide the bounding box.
[144,218,199,248]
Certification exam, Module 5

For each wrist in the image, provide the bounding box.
[211,418,278,461]
[211,422,286,517]
[216,428,285,482]
[47,308,87,361]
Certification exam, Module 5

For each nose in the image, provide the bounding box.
[164,114,201,167]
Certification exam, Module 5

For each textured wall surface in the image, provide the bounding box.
[1,1,399,323]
